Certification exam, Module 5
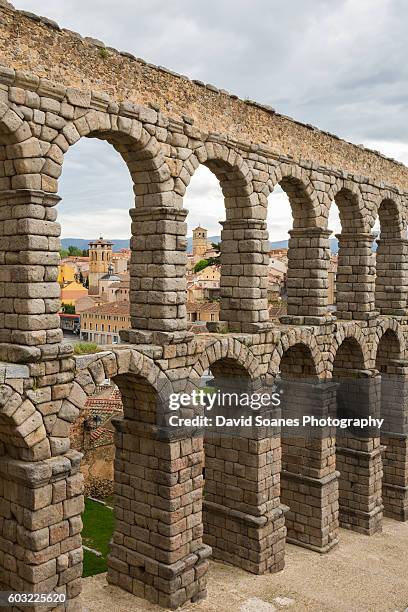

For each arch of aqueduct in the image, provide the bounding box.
[1,2,408,609]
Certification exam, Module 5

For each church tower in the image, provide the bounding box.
[88,237,114,295]
[192,226,208,258]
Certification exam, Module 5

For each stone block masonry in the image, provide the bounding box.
[0,2,407,610]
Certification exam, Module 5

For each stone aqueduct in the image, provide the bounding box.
[0,2,408,610]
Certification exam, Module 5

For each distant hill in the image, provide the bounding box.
[62,236,373,255]
[61,238,130,252]
[203,237,342,254]
[61,237,221,252]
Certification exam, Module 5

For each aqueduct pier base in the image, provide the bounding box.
[0,2,408,610]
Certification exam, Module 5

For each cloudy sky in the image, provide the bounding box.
[14,0,408,241]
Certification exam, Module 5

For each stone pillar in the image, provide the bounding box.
[0,189,63,364]
[203,430,286,574]
[280,380,339,552]
[124,206,188,343]
[334,370,383,534]
[0,451,83,609]
[219,219,270,333]
[335,232,376,321]
[283,227,331,325]
[107,416,210,609]
[379,359,408,520]
[375,237,408,315]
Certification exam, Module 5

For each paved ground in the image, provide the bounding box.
[81,518,408,612]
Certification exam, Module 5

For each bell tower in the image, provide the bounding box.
[88,237,114,295]
[192,226,208,258]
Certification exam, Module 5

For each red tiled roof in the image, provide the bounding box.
[81,301,130,316]
[187,301,220,313]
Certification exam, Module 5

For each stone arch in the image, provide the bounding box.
[373,192,405,238]
[65,348,170,421]
[190,337,262,382]
[0,384,48,457]
[42,108,182,336]
[268,329,324,379]
[58,349,171,457]
[326,179,366,232]
[58,348,188,605]
[278,343,320,381]
[276,336,339,552]
[374,322,405,373]
[376,318,405,355]
[47,109,172,199]
[329,325,369,374]
[179,142,258,220]
[266,163,320,228]
[331,329,383,534]
[266,165,328,319]
[373,192,407,315]
[326,181,375,319]
[178,142,269,332]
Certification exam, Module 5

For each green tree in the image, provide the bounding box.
[59,248,69,258]
[211,241,221,253]
[194,259,209,273]
[68,245,83,257]
[193,257,221,274]
[61,303,75,314]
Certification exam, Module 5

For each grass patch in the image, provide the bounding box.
[83,549,107,577]
[73,342,102,356]
[82,498,114,577]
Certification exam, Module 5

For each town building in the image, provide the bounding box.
[60,280,88,307]
[59,312,80,334]
[186,265,219,299]
[80,301,131,345]
[75,295,102,314]
[192,226,211,257]
[105,275,130,303]
[269,247,288,260]
[97,262,122,298]
[58,256,90,285]
[88,237,114,295]
[186,226,220,270]
[112,249,131,274]
[187,300,220,323]
[57,261,77,285]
